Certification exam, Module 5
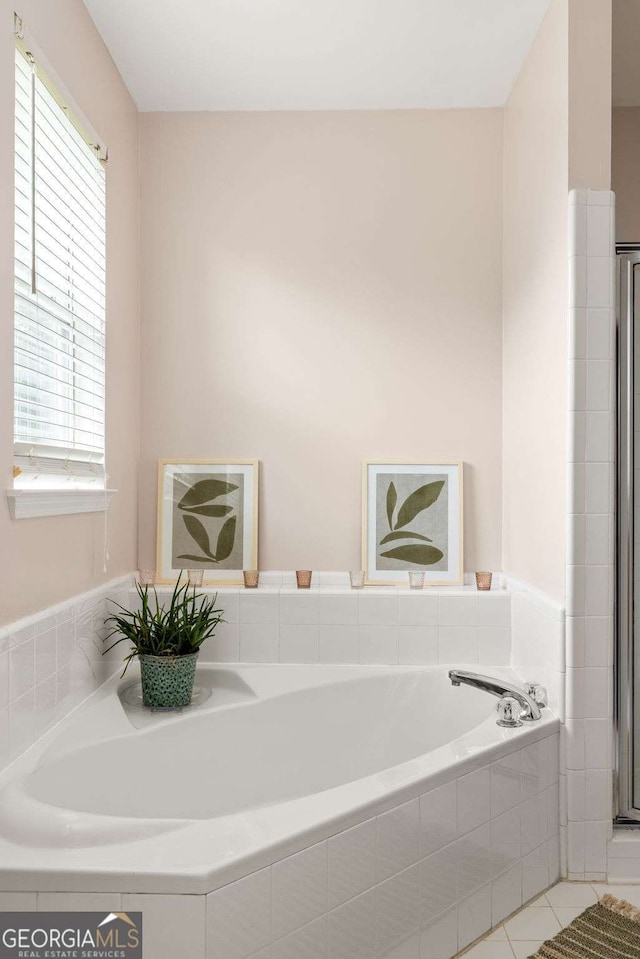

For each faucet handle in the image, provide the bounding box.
[496,696,523,727]
[524,682,548,708]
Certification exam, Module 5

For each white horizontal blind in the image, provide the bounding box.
[14,47,106,487]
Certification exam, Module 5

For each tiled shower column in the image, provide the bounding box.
[566,189,616,879]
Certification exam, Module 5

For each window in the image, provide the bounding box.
[13,43,107,495]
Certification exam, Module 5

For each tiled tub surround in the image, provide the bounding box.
[142,585,512,669]
[0,661,559,959]
[566,189,616,880]
[0,574,131,772]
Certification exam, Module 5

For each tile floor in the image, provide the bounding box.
[459,881,640,958]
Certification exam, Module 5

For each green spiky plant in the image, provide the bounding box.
[104,574,225,676]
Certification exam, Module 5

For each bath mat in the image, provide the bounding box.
[529,894,640,958]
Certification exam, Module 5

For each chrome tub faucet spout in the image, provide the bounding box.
[448,669,543,722]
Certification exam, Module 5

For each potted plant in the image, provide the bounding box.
[104,575,224,708]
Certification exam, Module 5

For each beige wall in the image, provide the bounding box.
[0,1,139,624]
[613,107,640,241]
[139,110,504,573]
[502,0,570,603]
[568,0,612,190]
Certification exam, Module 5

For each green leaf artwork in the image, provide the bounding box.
[178,479,238,510]
[215,516,237,562]
[181,515,216,560]
[394,481,444,530]
[379,530,433,546]
[386,482,397,529]
[179,504,233,518]
[378,478,446,572]
[380,544,444,565]
[175,476,240,567]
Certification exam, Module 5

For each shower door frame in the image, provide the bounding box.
[616,244,640,823]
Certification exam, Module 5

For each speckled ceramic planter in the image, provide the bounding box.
[139,652,199,708]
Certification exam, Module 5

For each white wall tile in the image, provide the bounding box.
[123,893,205,959]
[279,592,319,626]
[491,752,521,818]
[587,309,612,360]
[279,626,319,663]
[569,308,587,360]
[585,411,611,462]
[458,768,490,836]
[438,596,478,627]
[239,625,279,663]
[358,593,398,626]
[419,781,457,857]
[456,824,493,898]
[491,808,521,875]
[478,627,510,665]
[9,638,34,702]
[270,916,326,959]
[318,626,358,664]
[419,906,457,959]
[584,820,608,875]
[520,794,548,857]
[328,819,376,909]
[586,204,611,257]
[584,769,611,822]
[491,862,522,926]
[328,888,376,959]
[457,884,492,952]
[272,842,328,940]
[215,589,240,623]
[585,463,610,513]
[583,667,611,719]
[207,867,272,959]
[380,930,420,958]
[419,846,457,924]
[398,627,438,665]
[520,844,549,903]
[569,256,587,308]
[358,626,398,665]
[586,257,612,309]
[375,865,420,955]
[438,627,479,664]
[34,628,56,684]
[398,594,438,627]
[478,594,510,628]
[585,719,609,780]
[200,623,240,662]
[377,799,419,881]
[319,593,358,626]
[239,592,279,625]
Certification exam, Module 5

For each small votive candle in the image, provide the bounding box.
[408,571,425,589]
[187,569,204,587]
[475,571,492,591]
[296,570,312,589]
[349,570,365,589]
[137,569,156,587]
[243,570,259,588]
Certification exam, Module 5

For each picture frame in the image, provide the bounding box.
[362,461,463,586]
[156,459,259,586]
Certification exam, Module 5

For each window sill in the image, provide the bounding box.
[7,488,117,520]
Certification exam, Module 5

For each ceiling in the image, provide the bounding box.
[613,0,640,106]
[83,0,552,112]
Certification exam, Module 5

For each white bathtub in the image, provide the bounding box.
[0,664,560,959]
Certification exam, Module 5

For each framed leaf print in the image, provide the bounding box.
[362,462,463,586]
[156,460,258,585]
